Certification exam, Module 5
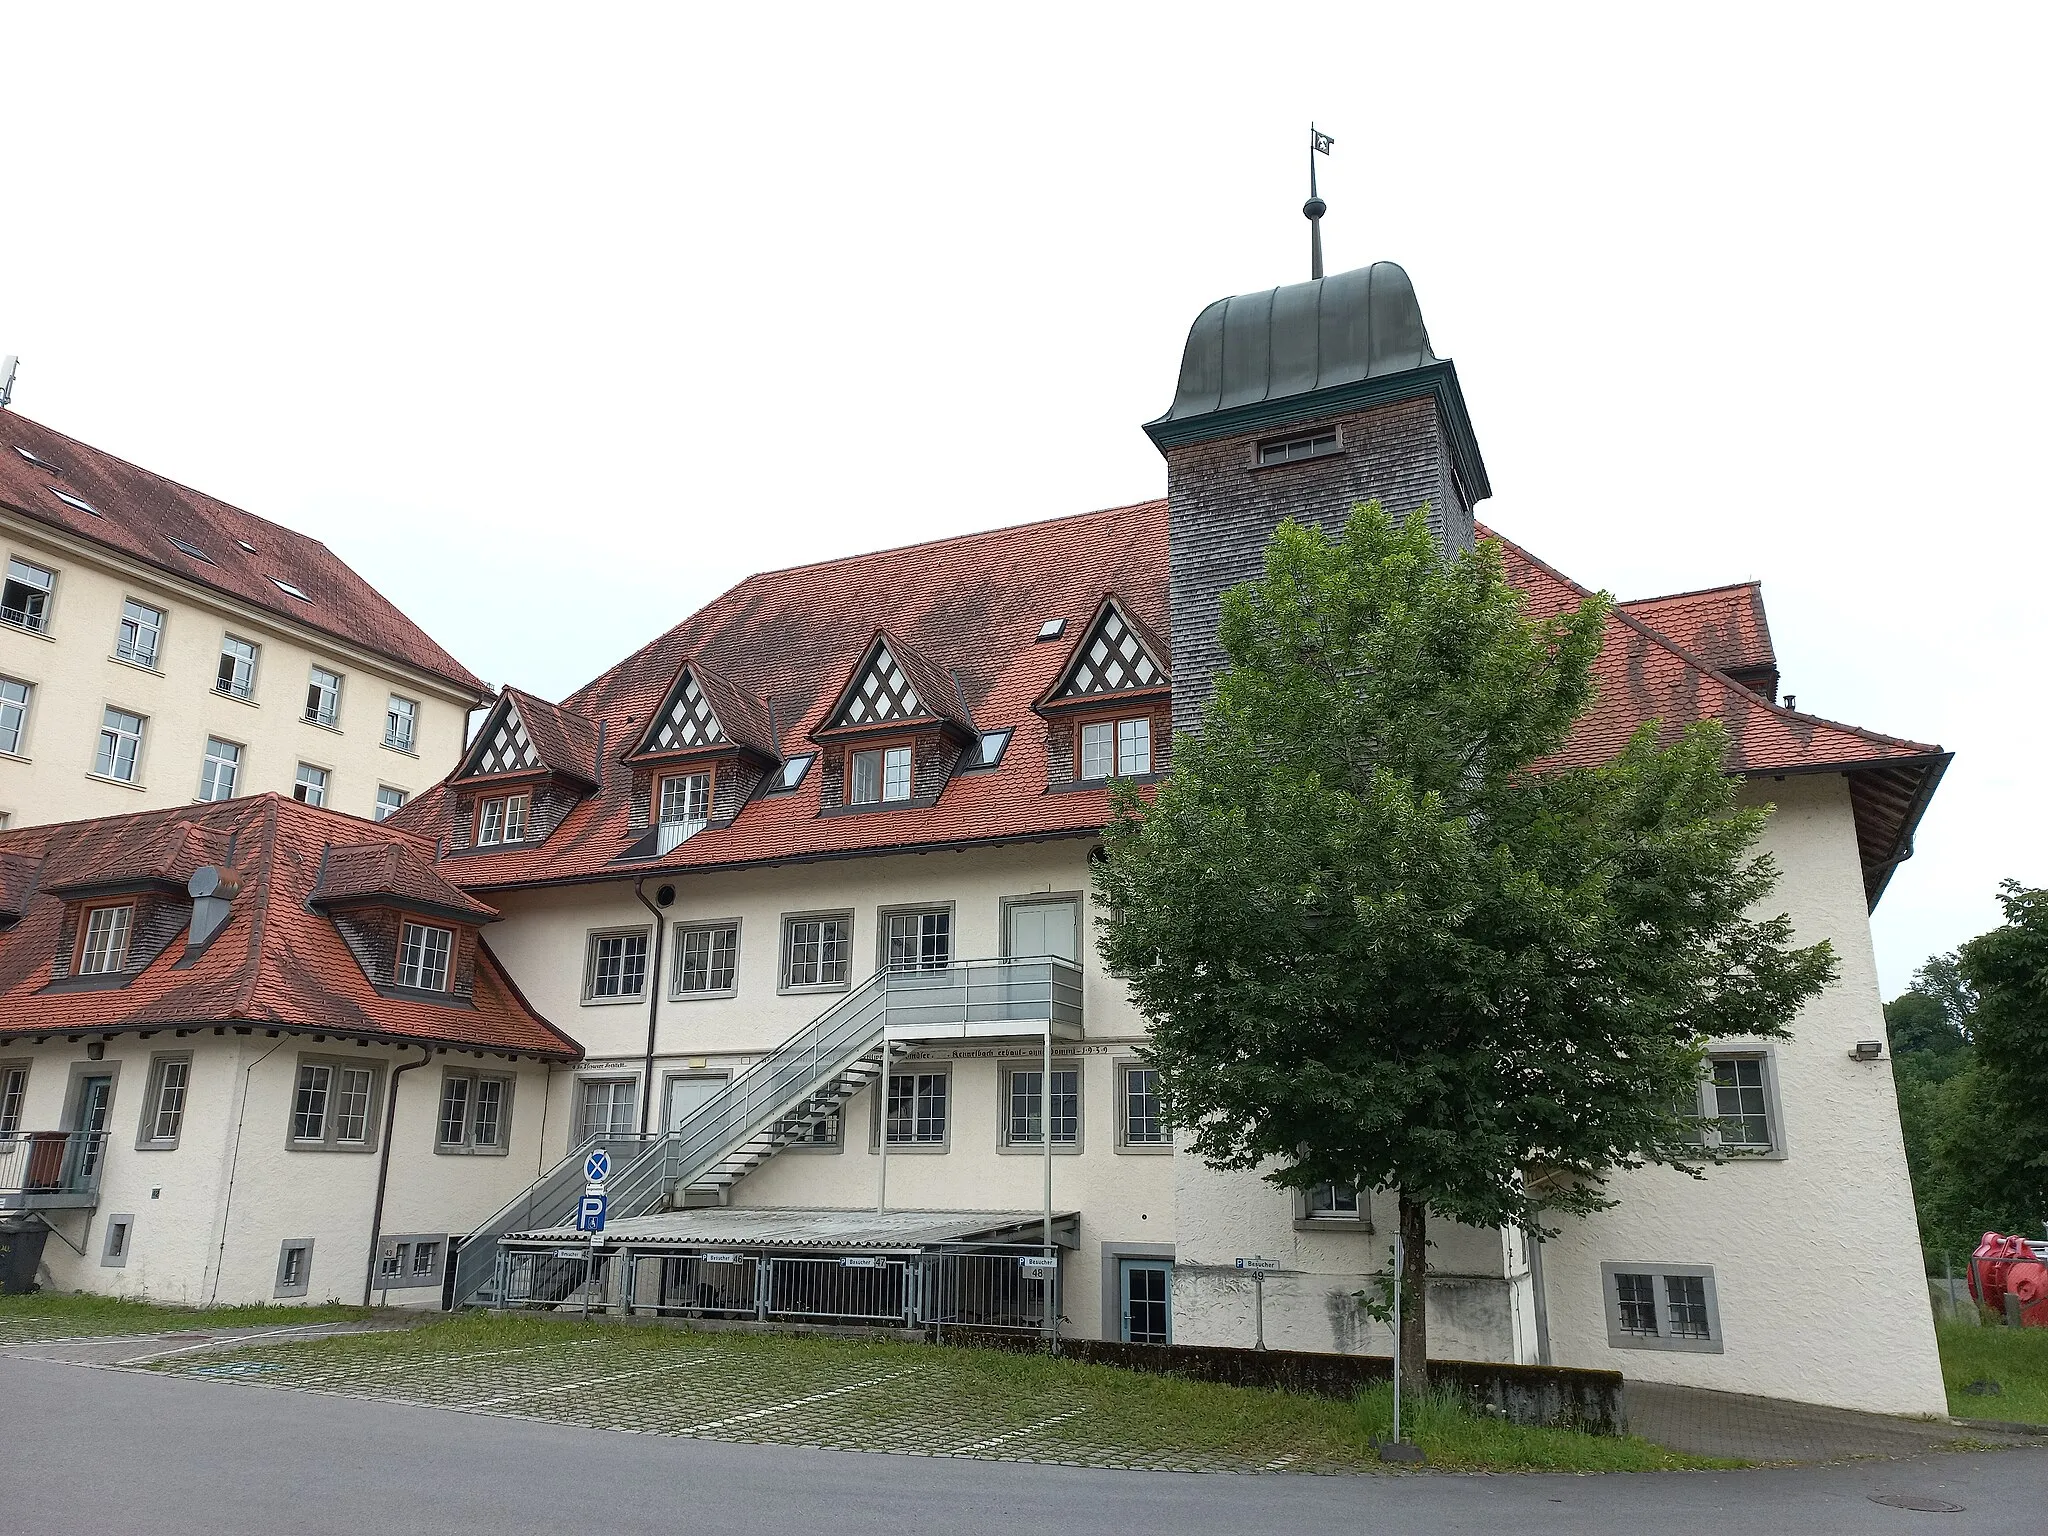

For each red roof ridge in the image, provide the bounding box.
[1479,523,1941,761]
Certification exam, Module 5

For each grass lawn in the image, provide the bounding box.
[1939,1319,2048,1424]
[137,1311,1734,1474]
[0,1291,372,1342]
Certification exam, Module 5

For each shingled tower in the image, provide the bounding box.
[1143,262,1491,737]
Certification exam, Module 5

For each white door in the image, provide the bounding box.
[1007,898,1079,961]
[664,1073,729,1134]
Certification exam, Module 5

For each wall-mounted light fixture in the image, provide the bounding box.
[1849,1040,1884,1062]
[85,1041,106,1061]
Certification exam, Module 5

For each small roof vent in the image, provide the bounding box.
[48,486,100,516]
[1036,619,1066,642]
[167,535,216,565]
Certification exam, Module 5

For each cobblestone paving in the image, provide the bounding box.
[144,1328,1366,1473]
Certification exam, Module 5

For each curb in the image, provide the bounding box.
[1948,1416,2048,1437]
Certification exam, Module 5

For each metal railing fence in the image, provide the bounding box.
[448,1133,660,1306]
[0,1131,111,1211]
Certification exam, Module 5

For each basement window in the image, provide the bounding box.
[48,486,100,516]
[1254,427,1341,467]
[1601,1262,1723,1353]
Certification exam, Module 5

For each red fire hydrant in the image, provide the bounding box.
[1968,1233,2048,1327]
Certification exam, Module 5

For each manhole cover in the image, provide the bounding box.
[1869,1493,1966,1513]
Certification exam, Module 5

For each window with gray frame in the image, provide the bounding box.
[2,558,55,632]
[782,913,852,990]
[1706,1055,1777,1152]
[384,694,417,752]
[585,929,649,1001]
[436,1069,512,1154]
[0,1062,28,1134]
[288,1058,381,1150]
[275,1238,315,1298]
[115,599,164,667]
[879,1067,949,1147]
[216,635,258,699]
[305,666,342,728]
[672,921,739,997]
[138,1054,191,1148]
[1118,1063,1167,1148]
[1303,1182,1362,1220]
[0,677,29,756]
[884,908,951,973]
[1601,1262,1723,1353]
[101,1213,134,1268]
[1003,1062,1079,1147]
[375,1233,447,1289]
[95,706,145,782]
[198,737,241,801]
[575,1077,637,1143]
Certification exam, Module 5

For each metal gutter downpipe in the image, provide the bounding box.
[632,878,669,1136]
[364,1045,434,1306]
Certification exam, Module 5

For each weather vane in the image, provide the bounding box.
[1306,123,1334,280]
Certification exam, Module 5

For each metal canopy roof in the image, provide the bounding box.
[503,1206,1080,1251]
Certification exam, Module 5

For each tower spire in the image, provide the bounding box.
[1305,123,1334,280]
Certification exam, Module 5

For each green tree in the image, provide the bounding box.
[1093,504,1836,1394]
[1955,882,2048,1235]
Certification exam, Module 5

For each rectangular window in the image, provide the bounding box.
[1709,1057,1773,1150]
[294,763,328,807]
[883,1069,948,1146]
[397,922,453,992]
[1,1064,30,1135]
[1602,1262,1722,1353]
[290,1058,381,1150]
[586,930,649,1000]
[216,636,258,699]
[1305,1182,1361,1218]
[305,666,342,728]
[95,707,145,782]
[884,908,951,973]
[1256,427,1340,466]
[882,745,913,801]
[115,599,164,667]
[198,737,242,801]
[428,1076,511,1151]
[141,1056,190,1146]
[575,1077,637,1143]
[478,793,528,845]
[275,1238,314,1298]
[1117,717,1152,777]
[673,922,739,996]
[1120,1064,1167,1147]
[1004,1065,1079,1147]
[375,785,408,822]
[782,914,852,990]
[384,695,417,752]
[1080,721,1113,781]
[78,904,134,975]
[412,1239,441,1277]
[2,558,54,632]
[849,749,882,805]
[658,771,710,826]
[0,677,31,756]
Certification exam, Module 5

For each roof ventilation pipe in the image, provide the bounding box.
[186,865,242,953]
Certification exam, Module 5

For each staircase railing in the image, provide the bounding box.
[449,1132,660,1307]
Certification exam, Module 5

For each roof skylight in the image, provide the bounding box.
[972,729,1011,769]
[272,577,311,601]
[48,486,100,517]
[12,445,61,473]
[237,539,257,553]
[776,754,814,790]
[167,535,216,565]
[1037,619,1066,642]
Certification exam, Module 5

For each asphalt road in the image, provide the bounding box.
[1,1355,2041,1536]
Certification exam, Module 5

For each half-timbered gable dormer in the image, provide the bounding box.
[310,840,498,1004]
[620,660,779,857]
[1034,595,1173,790]
[810,632,977,814]
[447,688,601,854]
[39,819,229,987]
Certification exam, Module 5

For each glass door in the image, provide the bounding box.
[76,1074,114,1180]
[1120,1258,1172,1344]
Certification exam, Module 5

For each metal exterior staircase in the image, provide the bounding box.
[449,957,1080,1310]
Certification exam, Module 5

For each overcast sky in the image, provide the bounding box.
[3,5,2040,995]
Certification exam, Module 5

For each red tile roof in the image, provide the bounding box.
[0,795,576,1058]
[309,839,496,922]
[457,687,601,787]
[0,412,486,697]
[1618,581,1777,695]
[395,501,1942,908]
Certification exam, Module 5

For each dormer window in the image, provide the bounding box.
[1079,717,1152,781]
[657,770,710,854]
[397,922,453,992]
[78,903,135,975]
[851,745,912,806]
[1255,427,1341,466]
[477,793,529,846]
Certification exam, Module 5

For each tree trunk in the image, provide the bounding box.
[1398,1192,1428,1401]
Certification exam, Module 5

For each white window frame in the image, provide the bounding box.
[882,745,913,802]
[880,905,952,974]
[477,792,529,846]
[198,737,242,802]
[0,676,30,758]
[94,706,146,783]
[671,919,740,1000]
[375,785,408,822]
[2,558,55,633]
[1115,1061,1169,1152]
[1117,717,1152,777]
[849,748,882,805]
[0,1061,29,1135]
[780,911,854,993]
[115,598,165,668]
[293,762,330,807]
[434,1068,513,1155]
[1079,720,1114,781]
[1297,1181,1369,1230]
[573,1075,640,1144]
[216,635,258,700]
[999,1059,1082,1152]
[583,927,651,1004]
[383,694,418,753]
[1601,1262,1724,1353]
[78,903,134,975]
[397,921,453,992]
[304,665,343,729]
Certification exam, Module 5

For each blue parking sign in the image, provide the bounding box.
[584,1150,611,1183]
[576,1191,607,1233]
